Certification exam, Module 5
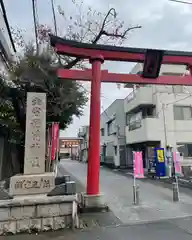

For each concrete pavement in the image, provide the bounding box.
[59,160,192,225]
[2,217,192,240]
[2,160,192,239]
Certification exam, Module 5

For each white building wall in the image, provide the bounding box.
[129,63,187,76]
[100,99,126,167]
[0,7,15,58]
[125,63,192,166]
[78,126,89,162]
[0,5,15,75]
[156,91,192,166]
[125,91,192,147]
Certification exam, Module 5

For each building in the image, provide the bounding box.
[59,137,81,160]
[78,126,89,162]
[124,63,192,171]
[0,1,17,180]
[100,99,126,168]
[0,0,16,71]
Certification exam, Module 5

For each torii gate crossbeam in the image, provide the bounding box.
[57,69,192,85]
[50,34,192,197]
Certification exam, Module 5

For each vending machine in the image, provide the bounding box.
[154,148,166,177]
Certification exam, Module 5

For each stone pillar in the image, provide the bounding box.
[10,92,55,197]
[24,92,46,174]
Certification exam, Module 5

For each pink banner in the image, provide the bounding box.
[133,151,144,178]
[55,123,59,152]
[47,126,51,157]
[173,151,182,176]
[51,123,59,161]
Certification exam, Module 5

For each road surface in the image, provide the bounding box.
[2,217,192,240]
[2,160,192,240]
[59,160,192,224]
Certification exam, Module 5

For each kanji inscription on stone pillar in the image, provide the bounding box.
[24,92,46,174]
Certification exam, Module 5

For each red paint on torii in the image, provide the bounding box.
[54,43,192,65]
[50,34,192,196]
[57,68,192,85]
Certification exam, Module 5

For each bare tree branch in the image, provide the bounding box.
[64,8,141,69]
[92,8,117,44]
[102,26,142,39]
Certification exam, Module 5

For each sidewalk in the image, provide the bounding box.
[57,163,123,228]
[60,160,192,225]
[2,161,192,239]
[1,217,192,240]
[117,168,192,194]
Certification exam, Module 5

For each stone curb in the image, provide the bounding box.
[79,205,109,214]
[0,195,77,208]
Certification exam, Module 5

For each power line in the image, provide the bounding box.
[167,94,192,106]
[51,0,58,36]
[169,0,192,4]
[156,92,192,118]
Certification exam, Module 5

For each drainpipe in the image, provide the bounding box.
[116,124,120,168]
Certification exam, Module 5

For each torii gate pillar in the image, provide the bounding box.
[87,55,104,195]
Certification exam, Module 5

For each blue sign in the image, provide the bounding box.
[154,148,166,177]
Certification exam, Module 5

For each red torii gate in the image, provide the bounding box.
[50,34,192,196]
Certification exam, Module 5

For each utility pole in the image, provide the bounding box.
[50,0,61,64]
[162,103,173,177]
[32,0,39,54]
[162,103,168,148]
[51,0,58,36]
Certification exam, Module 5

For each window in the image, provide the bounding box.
[107,120,116,135]
[161,72,182,76]
[177,143,192,158]
[126,91,135,103]
[128,112,142,131]
[101,128,104,136]
[172,86,184,93]
[126,113,131,125]
[174,106,192,120]
[142,106,156,118]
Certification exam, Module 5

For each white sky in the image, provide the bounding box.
[5,0,192,137]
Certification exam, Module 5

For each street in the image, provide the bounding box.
[1,218,192,240]
[2,160,192,239]
[59,160,192,224]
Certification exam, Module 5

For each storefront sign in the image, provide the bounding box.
[60,140,80,147]
[157,149,165,163]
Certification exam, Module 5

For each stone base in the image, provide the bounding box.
[47,181,76,196]
[80,193,108,212]
[0,194,78,235]
[0,189,13,200]
[9,172,55,196]
[55,175,70,185]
